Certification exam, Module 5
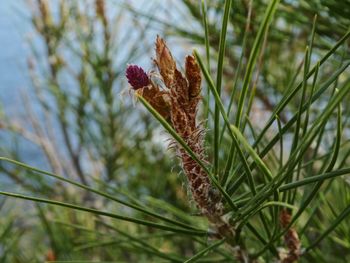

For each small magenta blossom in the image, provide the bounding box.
[125,65,150,90]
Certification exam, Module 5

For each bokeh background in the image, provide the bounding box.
[0,0,349,262]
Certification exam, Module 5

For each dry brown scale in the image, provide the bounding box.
[279,209,301,263]
[126,36,235,238]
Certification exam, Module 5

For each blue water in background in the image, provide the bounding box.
[0,0,198,171]
[0,0,195,113]
[0,0,31,115]
[0,1,33,185]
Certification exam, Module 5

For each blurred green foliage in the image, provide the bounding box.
[0,0,349,262]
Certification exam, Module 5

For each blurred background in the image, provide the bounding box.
[0,0,349,262]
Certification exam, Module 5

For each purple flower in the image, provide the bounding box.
[126,65,150,90]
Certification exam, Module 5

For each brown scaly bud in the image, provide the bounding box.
[279,209,301,263]
[128,36,235,242]
[154,36,176,88]
[185,55,202,129]
[140,85,171,120]
[170,70,191,124]
[185,55,202,100]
